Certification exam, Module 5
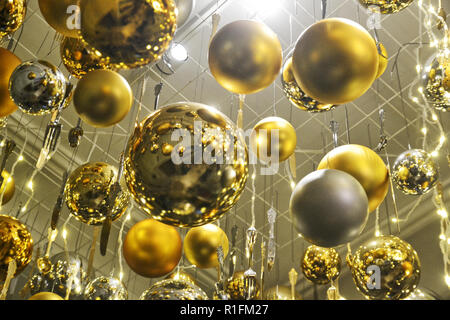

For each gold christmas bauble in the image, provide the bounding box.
[165,270,196,285]
[348,235,420,300]
[0,170,15,205]
[73,70,132,128]
[0,0,26,38]
[358,0,414,14]
[251,116,297,163]
[0,48,21,117]
[301,245,341,285]
[263,285,302,300]
[38,0,80,38]
[124,102,248,228]
[79,0,177,69]
[422,55,449,112]
[225,271,260,300]
[292,18,379,105]
[209,20,282,95]
[60,36,110,79]
[64,162,130,225]
[28,292,64,300]
[184,224,229,269]
[376,43,388,79]
[123,219,182,278]
[0,214,33,281]
[281,56,336,113]
[317,144,389,213]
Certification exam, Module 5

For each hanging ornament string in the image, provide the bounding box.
[237,94,245,130]
[384,149,401,234]
[321,0,327,19]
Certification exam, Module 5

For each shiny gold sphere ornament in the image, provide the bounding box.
[79,0,177,69]
[0,215,33,281]
[73,70,132,128]
[124,102,248,227]
[290,169,369,248]
[301,245,341,285]
[166,270,196,285]
[84,276,128,300]
[64,162,130,225]
[317,144,389,213]
[292,18,379,105]
[251,116,297,163]
[60,37,110,79]
[263,285,302,300]
[281,56,336,113]
[184,224,229,269]
[422,55,449,112]
[348,235,420,300]
[9,60,68,116]
[0,48,21,117]
[209,20,283,95]
[123,219,182,278]
[140,279,208,300]
[38,0,80,38]
[392,149,439,195]
[225,271,260,300]
[376,43,388,79]
[28,292,64,300]
[0,170,15,205]
[358,0,415,14]
[0,0,26,38]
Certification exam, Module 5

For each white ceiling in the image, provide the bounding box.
[2,0,450,300]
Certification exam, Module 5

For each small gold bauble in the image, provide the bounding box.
[422,55,449,112]
[38,0,80,38]
[225,271,260,300]
[348,235,420,300]
[84,276,128,300]
[28,292,64,300]
[209,20,282,94]
[184,224,229,269]
[0,48,21,117]
[123,219,182,278]
[0,0,26,38]
[317,144,389,213]
[301,245,341,285]
[0,170,15,205]
[251,116,297,163]
[64,162,130,225]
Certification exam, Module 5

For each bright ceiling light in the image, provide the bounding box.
[169,43,188,62]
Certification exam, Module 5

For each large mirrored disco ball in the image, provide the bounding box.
[392,149,439,195]
[84,276,128,300]
[64,162,130,226]
[358,0,415,14]
[140,279,208,300]
[0,0,26,38]
[79,0,177,69]
[9,60,68,115]
[348,235,421,300]
[124,102,248,228]
[422,54,449,112]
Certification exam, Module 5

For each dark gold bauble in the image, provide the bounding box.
[301,245,341,285]
[292,18,379,105]
[251,116,297,163]
[281,56,336,113]
[317,144,389,213]
[0,170,15,205]
[165,270,196,285]
[38,0,80,38]
[392,149,438,195]
[60,37,110,79]
[73,70,132,128]
[376,43,388,79]
[140,279,208,300]
[209,20,283,95]
[290,169,369,248]
[348,235,420,300]
[225,271,260,300]
[9,60,68,115]
[0,215,33,281]
[123,219,182,278]
[28,292,64,300]
[0,48,21,117]
[79,0,177,69]
[358,0,414,14]
[422,55,449,112]
[84,276,128,300]
[64,162,130,225]
[124,102,248,228]
[0,0,26,38]
[184,224,229,269]
[263,285,302,300]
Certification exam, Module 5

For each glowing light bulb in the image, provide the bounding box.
[251,173,256,180]
[169,43,188,62]
[431,151,439,157]
[119,272,124,281]
[27,180,33,190]
[62,229,67,240]
[446,275,450,287]
[437,209,448,218]
[392,218,398,223]
[18,155,24,161]
[416,65,421,73]
[412,97,419,103]
[440,136,446,144]
[418,87,424,94]
[439,234,446,240]
[421,128,427,135]
[375,230,380,237]
[432,114,438,121]
[290,181,296,190]
[126,214,131,221]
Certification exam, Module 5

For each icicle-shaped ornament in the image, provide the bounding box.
[267,207,277,271]
[288,268,298,300]
[246,226,257,268]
